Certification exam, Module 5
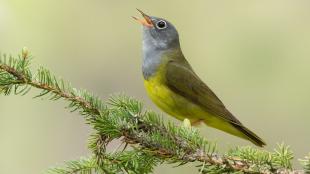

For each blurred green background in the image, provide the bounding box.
[1,0,310,173]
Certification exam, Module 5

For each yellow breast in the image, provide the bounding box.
[143,68,208,122]
[144,74,180,118]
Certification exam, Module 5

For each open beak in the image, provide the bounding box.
[132,9,154,27]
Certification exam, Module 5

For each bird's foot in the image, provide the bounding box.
[191,119,204,127]
[182,118,191,128]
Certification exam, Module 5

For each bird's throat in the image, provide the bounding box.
[142,48,164,79]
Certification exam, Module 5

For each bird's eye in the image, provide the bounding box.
[156,20,167,29]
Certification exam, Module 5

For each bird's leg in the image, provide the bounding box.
[191,119,204,126]
[182,118,191,128]
[183,118,204,127]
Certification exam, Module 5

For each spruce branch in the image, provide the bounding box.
[300,154,310,174]
[0,50,308,174]
[46,156,102,174]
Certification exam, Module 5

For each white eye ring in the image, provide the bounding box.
[156,20,167,29]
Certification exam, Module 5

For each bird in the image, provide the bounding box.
[133,9,266,147]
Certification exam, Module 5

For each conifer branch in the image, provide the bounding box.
[47,156,101,174]
[0,50,308,174]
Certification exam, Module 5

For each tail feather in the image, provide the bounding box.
[202,117,266,147]
[232,124,266,147]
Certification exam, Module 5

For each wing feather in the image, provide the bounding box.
[165,61,242,125]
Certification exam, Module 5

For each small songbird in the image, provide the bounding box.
[133,9,266,147]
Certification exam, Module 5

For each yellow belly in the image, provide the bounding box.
[144,75,210,123]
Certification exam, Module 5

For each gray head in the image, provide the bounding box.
[133,9,181,79]
[133,9,180,51]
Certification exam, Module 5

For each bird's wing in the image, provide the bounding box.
[165,60,242,125]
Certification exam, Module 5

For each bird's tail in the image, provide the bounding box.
[231,124,266,147]
[203,117,266,147]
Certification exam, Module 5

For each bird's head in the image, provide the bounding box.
[133,9,180,50]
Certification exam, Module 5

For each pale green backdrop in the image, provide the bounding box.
[1,0,310,173]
